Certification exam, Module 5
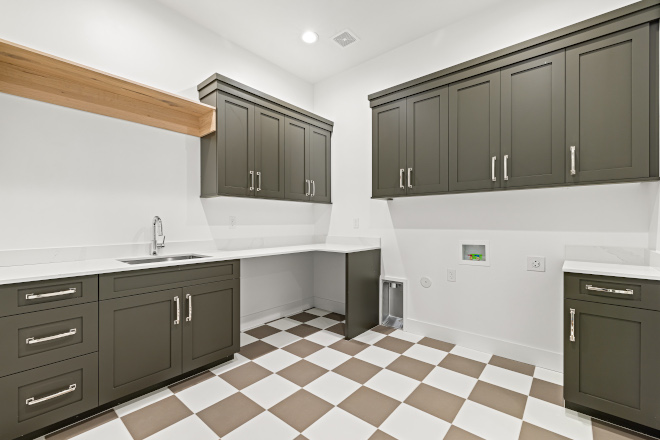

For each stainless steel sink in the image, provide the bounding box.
[118,254,209,265]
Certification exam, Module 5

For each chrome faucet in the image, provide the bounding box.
[151,216,165,255]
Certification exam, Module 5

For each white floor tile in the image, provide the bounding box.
[114,387,173,417]
[210,354,249,375]
[144,415,217,440]
[534,367,564,386]
[176,376,238,413]
[253,349,300,372]
[422,367,478,399]
[352,330,386,345]
[380,403,450,440]
[304,407,377,440]
[241,374,299,409]
[389,329,423,343]
[306,308,331,317]
[354,345,400,368]
[479,364,534,395]
[262,331,301,348]
[453,400,523,440]
[306,347,351,370]
[241,333,258,347]
[224,411,299,440]
[267,318,302,331]
[71,419,133,440]
[523,397,593,440]
[306,316,339,329]
[403,344,448,365]
[305,330,343,346]
[365,369,419,401]
[450,345,492,363]
[304,371,361,405]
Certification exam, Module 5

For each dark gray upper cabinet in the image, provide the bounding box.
[449,71,501,192]
[285,117,311,201]
[372,99,407,198]
[501,51,565,188]
[566,25,650,183]
[255,106,285,199]
[406,87,449,195]
[310,126,332,203]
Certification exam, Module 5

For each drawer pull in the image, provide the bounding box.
[186,294,192,322]
[26,328,77,345]
[26,288,76,300]
[26,384,76,406]
[570,308,576,342]
[174,296,180,325]
[585,284,633,295]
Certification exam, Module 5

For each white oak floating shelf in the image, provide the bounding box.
[0,38,216,137]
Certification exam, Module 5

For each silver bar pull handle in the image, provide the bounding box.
[305,179,310,196]
[26,328,77,345]
[174,296,180,325]
[256,172,261,191]
[503,155,509,181]
[570,308,576,342]
[186,294,192,322]
[570,146,576,175]
[399,169,405,189]
[26,384,76,406]
[249,171,254,191]
[311,180,316,197]
[26,288,76,300]
[407,168,413,189]
[585,284,634,295]
[491,156,497,182]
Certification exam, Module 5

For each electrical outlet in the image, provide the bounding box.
[447,269,456,282]
[353,218,360,229]
[229,216,236,229]
[527,256,546,272]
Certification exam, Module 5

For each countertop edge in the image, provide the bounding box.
[562,260,660,281]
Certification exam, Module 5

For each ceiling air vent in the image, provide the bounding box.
[332,29,359,48]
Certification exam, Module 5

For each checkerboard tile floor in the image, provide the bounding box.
[43,308,658,440]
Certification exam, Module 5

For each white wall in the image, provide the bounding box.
[313,0,657,370]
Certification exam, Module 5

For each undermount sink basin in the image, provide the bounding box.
[118,254,209,265]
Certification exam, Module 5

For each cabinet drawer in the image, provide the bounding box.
[0,353,98,440]
[0,302,98,378]
[564,273,660,311]
[99,260,240,300]
[0,275,98,318]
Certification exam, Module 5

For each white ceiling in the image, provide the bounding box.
[155,0,503,83]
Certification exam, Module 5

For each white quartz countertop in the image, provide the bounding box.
[0,243,381,286]
[563,260,660,281]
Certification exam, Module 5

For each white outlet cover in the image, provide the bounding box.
[527,256,546,272]
[447,269,456,282]
[420,277,432,288]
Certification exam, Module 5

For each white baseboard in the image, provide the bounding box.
[241,298,314,331]
[313,297,345,314]
[405,318,563,372]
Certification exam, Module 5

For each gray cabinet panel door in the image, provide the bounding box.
[182,279,239,372]
[99,289,182,404]
[310,126,332,203]
[217,93,255,196]
[566,25,650,182]
[345,250,381,340]
[255,106,285,199]
[501,51,565,188]
[372,99,407,198]
[565,299,660,429]
[406,87,449,194]
[284,117,310,201]
[449,71,501,191]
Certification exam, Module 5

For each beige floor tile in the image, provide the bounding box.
[592,419,659,440]
[245,325,281,339]
[326,322,345,336]
[121,395,192,440]
[489,355,535,376]
[371,325,396,335]
[404,383,465,423]
[338,386,401,427]
[294,436,309,440]
[269,389,333,432]
[519,421,571,439]
[333,357,382,384]
[46,410,117,439]
[169,371,215,394]
[369,430,398,440]
[387,355,435,381]
[329,339,369,356]
[197,393,264,438]
[287,324,322,338]
[444,425,485,440]
[418,337,455,352]
[283,339,324,357]
[289,312,318,323]
[240,340,278,360]
[529,377,564,407]
[325,312,345,321]
[278,360,328,387]
[468,381,527,419]
[440,354,487,378]
[220,362,272,390]
[374,336,414,354]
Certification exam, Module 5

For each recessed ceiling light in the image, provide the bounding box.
[301,31,318,44]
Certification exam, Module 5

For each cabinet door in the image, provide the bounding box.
[406,87,449,195]
[254,106,285,199]
[565,299,660,429]
[284,117,311,201]
[217,93,255,196]
[99,289,182,405]
[566,25,650,183]
[182,280,239,372]
[372,99,407,198]
[501,51,565,188]
[449,71,501,191]
[310,126,331,203]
